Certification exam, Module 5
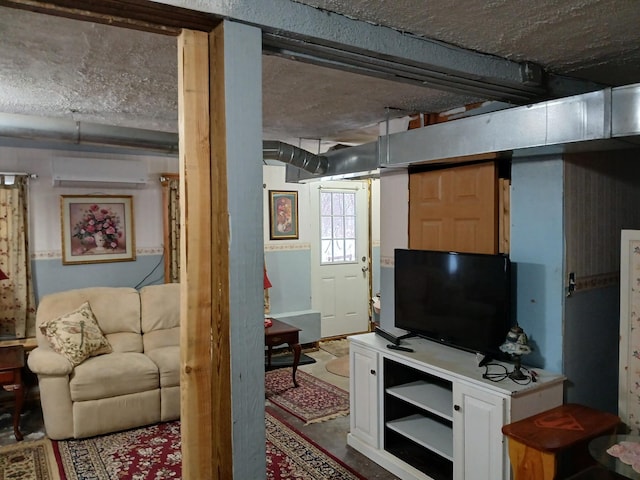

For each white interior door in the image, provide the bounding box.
[311,180,370,338]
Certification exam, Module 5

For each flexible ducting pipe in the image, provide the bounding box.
[262,140,329,175]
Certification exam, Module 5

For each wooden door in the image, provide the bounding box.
[409,162,498,254]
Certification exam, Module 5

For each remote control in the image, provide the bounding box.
[386,344,414,352]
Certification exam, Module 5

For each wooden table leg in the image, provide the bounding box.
[290,342,301,387]
[508,439,556,480]
[3,374,24,441]
[13,381,24,441]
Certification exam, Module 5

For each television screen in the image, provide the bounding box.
[394,248,512,356]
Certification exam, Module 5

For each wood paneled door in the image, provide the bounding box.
[409,161,499,254]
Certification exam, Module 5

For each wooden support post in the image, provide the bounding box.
[178,27,232,480]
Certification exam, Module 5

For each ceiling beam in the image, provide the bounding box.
[0,0,600,105]
[0,0,219,35]
[157,0,549,103]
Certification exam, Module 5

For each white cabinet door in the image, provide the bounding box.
[350,343,379,447]
[453,382,506,480]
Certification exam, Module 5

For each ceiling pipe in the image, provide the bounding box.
[4,84,638,181]
[0,112,179,153]
[262,140,328,174]
[0,113,334,175]
[380,83,640,167]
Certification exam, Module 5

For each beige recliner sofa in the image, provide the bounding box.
[27,283,180,440]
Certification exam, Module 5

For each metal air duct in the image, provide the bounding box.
[0,112,179,153]
[263,140,328,174]
[2,83,640,180]
[379,83,640,167]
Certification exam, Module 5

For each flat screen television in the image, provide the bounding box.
[394,248,512,357]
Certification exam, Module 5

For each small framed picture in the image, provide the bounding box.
[60,195,135,265]
[269,190,299,240]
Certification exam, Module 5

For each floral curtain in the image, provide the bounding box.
[0,176,36,338]
[620,231,640,434]
[161,174,180,283]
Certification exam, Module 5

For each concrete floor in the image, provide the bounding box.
[289,346,399,479]
[0,343,399,479]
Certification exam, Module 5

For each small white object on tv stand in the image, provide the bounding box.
[347,332,565,480]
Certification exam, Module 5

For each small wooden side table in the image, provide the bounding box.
[265,319,301,387]
[502,403,621,480]
[0,345,25,441]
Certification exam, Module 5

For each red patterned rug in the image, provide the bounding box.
[265,368,350,424]
[52,411,364,479]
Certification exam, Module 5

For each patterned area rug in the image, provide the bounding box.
[266,409,364,480]
[50,412,363,480]
[265,368,350,424]
[0,438,60,480]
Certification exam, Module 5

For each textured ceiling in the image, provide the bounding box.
[1,1,639,147]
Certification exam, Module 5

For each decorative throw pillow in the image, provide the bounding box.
[39,301,112,366]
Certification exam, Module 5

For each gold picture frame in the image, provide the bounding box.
[269,190,299,240]
[61,195,135,265]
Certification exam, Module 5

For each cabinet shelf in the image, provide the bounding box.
[386,414,454,461]
[386,380,453,421]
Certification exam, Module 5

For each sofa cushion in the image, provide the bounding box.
[141,283,180,352]
[70,352,159,402]
[145,346,180,388]
[40,302,112,366]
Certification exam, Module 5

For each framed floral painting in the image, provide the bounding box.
[60,195,135,265]
[269,190,299,240]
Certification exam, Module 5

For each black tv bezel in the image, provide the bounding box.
[393,248,512,357]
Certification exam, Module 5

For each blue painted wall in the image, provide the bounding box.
[32,255,165,301]
[265,248,312,313]
[564,285,619,412]
[510,156,565,373]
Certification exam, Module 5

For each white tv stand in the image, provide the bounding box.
[347,333,565,480]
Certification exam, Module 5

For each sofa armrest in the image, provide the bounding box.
[27,347,73,376]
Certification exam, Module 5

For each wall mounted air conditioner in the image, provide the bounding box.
[51,157,148,188]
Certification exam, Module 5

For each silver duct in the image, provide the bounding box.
[0,113,335,175]
[380,83,640,167]
[285,141,379,182]
[262,140,328,174]
[0,112,179,153]
[2,83,640,181]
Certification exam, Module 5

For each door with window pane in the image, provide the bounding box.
[311,181,369,338]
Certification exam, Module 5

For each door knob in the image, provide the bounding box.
[362,266,369,273]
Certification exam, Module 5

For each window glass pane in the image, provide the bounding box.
[345,216,355,238]
[344,193,355,215]
[321,240,332,263]
[332,192,344,215]
[319,189,358,264]
[321,217,332,239]
[333,216,344,238]
[333,239,344,262]
[321,192,332,216]
[345,239,356,261]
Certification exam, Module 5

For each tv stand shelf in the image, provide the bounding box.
[386,381,453,420]
[387,414,454,460]
[347,332,565,480]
